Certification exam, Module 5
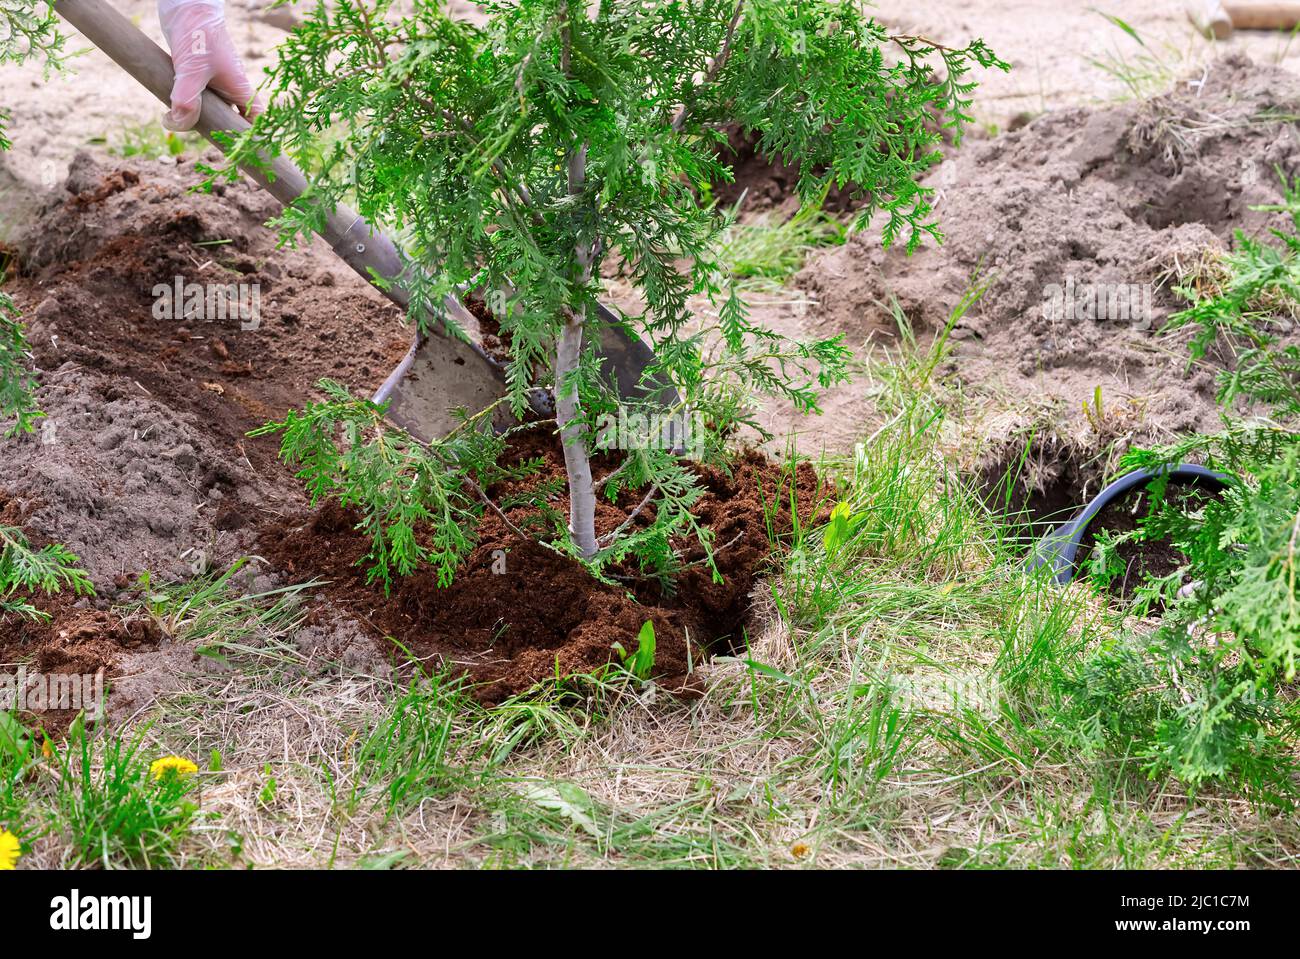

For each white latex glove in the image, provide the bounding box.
[158,0,262,131]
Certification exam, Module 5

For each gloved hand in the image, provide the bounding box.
[158,0,262,131]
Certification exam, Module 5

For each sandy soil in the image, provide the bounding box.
[775,53,1300,476]
[4,0,1296,223]
[873,0,1300,123]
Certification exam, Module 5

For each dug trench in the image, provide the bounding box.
[0,151,819,719]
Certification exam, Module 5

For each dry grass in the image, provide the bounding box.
[9,289,1300,873]
[15,574,1298,870]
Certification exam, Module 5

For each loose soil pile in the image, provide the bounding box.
[1,150,410,719]
[785,55,1300,472]
[265,433,819,703]
[0,151,816,714]
[6,150,410,593]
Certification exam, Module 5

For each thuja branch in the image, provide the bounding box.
[671,0,745,132]
[231,0,1005,586]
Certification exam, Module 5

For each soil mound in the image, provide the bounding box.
[1,151,412,719]
[2,150,412,595]
[801,55,1300,442]
[265,432,822,703]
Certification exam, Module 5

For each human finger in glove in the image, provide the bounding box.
[158,0,262,131]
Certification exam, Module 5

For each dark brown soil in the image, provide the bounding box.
[0,601,163,734]
[1075,479,1220,600]
[463,293,510,365]
[714,127,863,218]
[0,492,128,732]
[263,428,823,703]
[6,607,163,672]
[1,151,819,712]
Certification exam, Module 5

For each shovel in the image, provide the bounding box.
[51,0,670,442]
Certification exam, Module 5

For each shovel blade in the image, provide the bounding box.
[374,301,677,444]
[372,326,511,443]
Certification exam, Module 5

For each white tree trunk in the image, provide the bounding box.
[555,308,598,558]
[556,9,598,559]
[557,135,598,558]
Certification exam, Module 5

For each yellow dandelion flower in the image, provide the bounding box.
[0,830,20,870]
[791,842,810,860]
[41,739,53,759]
[150,756,199,781]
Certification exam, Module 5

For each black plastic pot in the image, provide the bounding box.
[1026,464,1232,585]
